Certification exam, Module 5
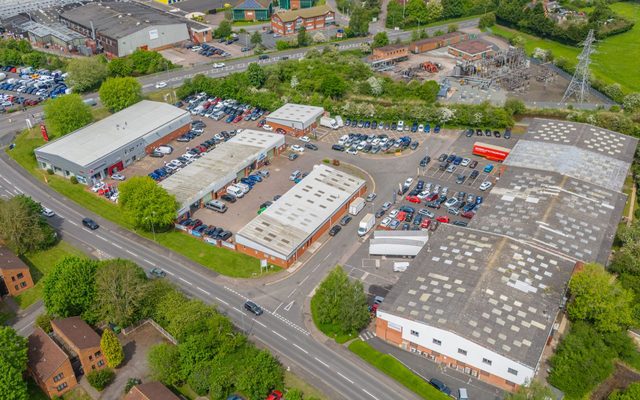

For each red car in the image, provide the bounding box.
[461,211,475,219]
[396,211,407,221]
[436,216,450,223]
[420,219,431,229]
[406,195,421,204]
[232,115,243,123]
[266,390,283,400]
[425,193,438,202]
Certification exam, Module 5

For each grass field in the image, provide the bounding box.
[490,1,640,93]
[348,340,451,400]
[7,128,274,279]
[310,294,359,344]
[285,371,329,400]
[16,241,86,309]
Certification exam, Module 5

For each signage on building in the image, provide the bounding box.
[257,152,267,161]
[149,29,159,40]
[40,123,49,141]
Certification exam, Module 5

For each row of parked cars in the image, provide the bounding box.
[179,218,233,241]
[333,133,419,155]
[189,43,231,57]
[436,153,493,191]
[0,66,69,107]
[344,118,442,133]
[222,169,270,201]
[90,181,120,203]
[183,93,268,125]
[464,127,512,139]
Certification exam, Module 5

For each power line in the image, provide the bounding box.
[561,29,596,104]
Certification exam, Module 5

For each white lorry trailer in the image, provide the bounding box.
[357,213,375,236]
[349,197,365,216]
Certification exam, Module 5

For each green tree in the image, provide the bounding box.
[148,343,184,386]
[86,368,115,391]
[107,58,134,77]
[235,348,284,400]
[448,23,458,33]
[568,263,634,332]
[610,222,640,276]
[623,93,640,113]
[479,12,496,29]
[0,327,28,400]
[118,176,178,232]
[372,32,389,48]
[276,40,291,51]
[247,63,267,88]
[442,0,463,18]
[214,20,232,39]
[609,382,640,400]
[35,314,53,333]
[505,380,553,400]
[128,50,173,75]
[415,81,439,103]
[504,98,526,116]
[99,77,142,112]
[0,195,56,255]
[250,31,263,48]
[348,6,370,37]
[42,94,94,138]
[297,26,309,47]
[67,56,108,92]
[94,259,149,327]
[406,0,429,25]
[101,328,124,368]
[43,256,98,318]
[320,74,347,99]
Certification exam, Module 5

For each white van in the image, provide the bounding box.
[205,200,227,213]
[235,182,251,194]
[338,135,349,145]
[458,388,468,400]
[226,185,244,198]
[155,145,173,154]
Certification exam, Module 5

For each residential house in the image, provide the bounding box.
[28,328,78,398]
[124,382,181,400]
[0,246,34,297]
[271,4,335,36]
[51,316,107,375]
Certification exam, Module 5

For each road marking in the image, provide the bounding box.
[274,302,283,313]
[125,249,136,256]
[215,296,229,306]
[298,275,309,286]
[314,357,329,368]
[293,343,308,354]
[271,330,287,341]
[110,242,122,249]
[164,270,175,276]
[82,228,93,233]
[95,234,106,241]
[232,306,244,314]
[196,287,210,295]
[178,277,192,285]
[254,320,267,328]
[283,301,295,312]
[337,372,354,384]
[142,258,153,265]
[68,220,78,226]
[286,288,297,298]
[362,389,379,400]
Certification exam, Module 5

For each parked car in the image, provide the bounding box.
[340,215,353,225]
[329,225,342,236]
[479,181,492,191]
[366,193,377,202]
[429,379,451,396]
[221,193,237,203]
[111,173,125,181]
[305,143,318,151]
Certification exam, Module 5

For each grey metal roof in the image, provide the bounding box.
[505,119,637,191]
[381,224,576,368]
[35,101,188,167]
[266,103,324,127]
[160,130,284,213]
[237,164,364,259]
[20,20,85,42]
[470,166,626,264]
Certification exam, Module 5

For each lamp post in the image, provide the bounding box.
[146,213,156,241]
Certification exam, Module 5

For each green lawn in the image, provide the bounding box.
[489,1,640,93]
[348,340,451,400]
[310,294,358,344]
[15,241,86,309]
[6,129,275,279]
[232,20,269,27]
[284,371,328,400]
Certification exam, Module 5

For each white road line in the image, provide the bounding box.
[232,307,244,314]
[362,389,379,400]
[254,320,267,328]
[125,249,136,256]
[82,228,93,233]
[314,357,329,368]
[110,242,123,249]
[271,330,287,341]
[178,277,192,285]
[142,258,153,264]
[298,275,309,286]
[293,343,308,354]
[68,220,78,226]
[337,372,354,384]
[164,270,175,276]
[273,302,283,313]
[196,287,210,295]
[215,296,229,306]
[95,234,106,240]
[286,288,297,298]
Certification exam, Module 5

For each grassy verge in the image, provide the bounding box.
[16,241,86,309]
[232,20,268,27]
[7,129,277,279]
[285,371,329,400]
[403,14,483,31]
[348,340,450,400]
[310,294,358,344]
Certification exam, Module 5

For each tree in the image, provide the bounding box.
[42,94,94,138]
[348,6,370,37]
[297,26,309,47]
[86,368,115,391]
[372,32,389,49]
[442,0,464,18]
[479,12,496,29]
[107,57,134,77]
[250,31,263,48]
[367,76,383,96]
[415,80,439,103]
[0,195,56,255]
[623,93,640,113]
[118,176,178,232]
[128,50,173,75]
[505,380,553,400]
[568,263,634,333]
[0,327,28,400]
[214,20,232,39]
[247,63,267,88]
[35,314,53,333]
[148,343,184,386]
[99,77,142,112]
[67,56,108,92]
[510,35,526,48]
[235,348,284,400]
[320,74,347,99]
[94,259,149,327]
[101,328,124,368]
[448,23,458,33]
[610,222,640,276]
[43,256,98,318]
[609,383,640,400]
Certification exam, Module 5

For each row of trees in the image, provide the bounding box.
[0,38,66,72]
[0,195,57,255]
[0,327,29,399]
[386,0,495,29]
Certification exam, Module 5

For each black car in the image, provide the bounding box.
[465,128,474,137]
[493,130,501,137]
[332,144,345,151]
[305,143,318,151]
[484,129,492,137]
[410,141,419,150]
[340,215,352,226]
[456,174,466,184]
[244,301,263,315]
[470,170,479,179]
[438,154,448,162]
[375,208,385,218]
[258,54,269,60]
[329,225,342,236]
[218,231,233,241]
[419,156,431,167]
[82,217,99,230]
[504,129,512,139]
[221,193,237,203]
[429,379,451,395]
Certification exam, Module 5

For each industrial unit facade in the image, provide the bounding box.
[448,39,496,61]
[265,103,324,136]
[271,5,335,36]
[236,164,366,267]
[410,31,469,53]
[35,101,190,185]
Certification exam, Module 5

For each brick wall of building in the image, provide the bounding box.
[30,359,77,398]
[2,267,34,296]
[145,123,191,153]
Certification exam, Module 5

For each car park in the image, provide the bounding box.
[479,181,492,191]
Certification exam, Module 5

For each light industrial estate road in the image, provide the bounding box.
[0,151,420,400]
[0,18,480,142]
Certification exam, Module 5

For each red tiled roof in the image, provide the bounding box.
[28,328,70,381]
[124,382,181,400]
[52,317,101,350]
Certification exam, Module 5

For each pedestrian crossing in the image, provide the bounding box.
[359,330,375,341]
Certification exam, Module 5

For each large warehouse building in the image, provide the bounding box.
[375,119,637,391]
[266,103,324,137]
[160,130,285,216]
[236,164,366,267]
[35,101,190,185]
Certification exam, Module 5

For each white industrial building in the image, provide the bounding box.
[34,101,190,185]
[160,130,285,216]
[236,164,366,267]
[369,230,429,257]
[265,103,324,137]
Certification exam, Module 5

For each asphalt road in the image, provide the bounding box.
[0,151,421,400]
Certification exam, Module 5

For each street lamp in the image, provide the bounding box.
[146,213,156,241]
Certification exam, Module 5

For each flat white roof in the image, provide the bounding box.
[236,164,365,259]
[35,100,188,167]
[161,130,284,213]
[266,103,324,126]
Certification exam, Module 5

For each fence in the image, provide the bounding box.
[122,319,177,345]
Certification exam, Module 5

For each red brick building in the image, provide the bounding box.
[271,5,335,36]
[125,382,181,400]
[410,31,469,53]
[370,43,409,62]
[28,328,78,398]
[51,317,107,375]
[0,246,34,297]
[448,39,495,61]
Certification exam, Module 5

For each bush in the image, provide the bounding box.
[479,12,496,29]
[87,368,115,391]
[124,378,141,394]
[69,176,78,184]
[35,314,52,333]
[46,169,54,175]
